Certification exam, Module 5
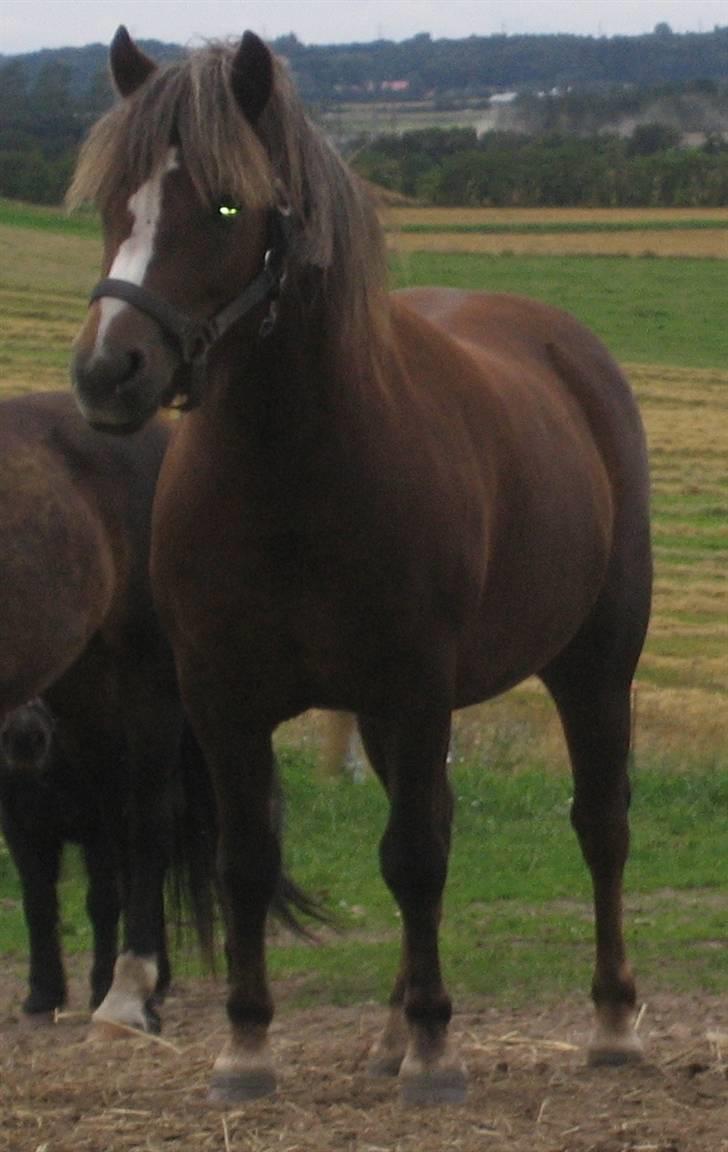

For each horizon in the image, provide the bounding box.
[2,0,728,56]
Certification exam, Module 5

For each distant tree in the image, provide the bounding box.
[30,60,73,116]
[0,58,30,115]
[628,122,681,156]
[82,67,114,117]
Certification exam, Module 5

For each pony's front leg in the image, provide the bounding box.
[373,707,466,1105]
[204,724,280,1103]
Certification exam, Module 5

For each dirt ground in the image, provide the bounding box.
[1,957,727,1152]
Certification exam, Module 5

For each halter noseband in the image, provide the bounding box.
[88,207,292,411]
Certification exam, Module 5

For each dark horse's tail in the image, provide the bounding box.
[167,725,325,965]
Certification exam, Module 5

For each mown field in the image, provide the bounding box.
[0,198,727,1007]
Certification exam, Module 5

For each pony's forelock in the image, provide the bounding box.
[67,43,275,212]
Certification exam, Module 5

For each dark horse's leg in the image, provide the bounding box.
[541,527,651,1065]
[10,834,66,1017]
[81,832,122,1010]
[89,648,179,1036]
[359,706,466,1104]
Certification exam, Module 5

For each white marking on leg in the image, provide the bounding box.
[95,149,178,351]
[91,952,159,1031]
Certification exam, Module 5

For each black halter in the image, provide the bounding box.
[88,207,292,411]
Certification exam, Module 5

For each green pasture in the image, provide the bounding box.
[1,752,728,1008]
[0,198,727,1012]
[1,197,727,373]
[392,250,728,369]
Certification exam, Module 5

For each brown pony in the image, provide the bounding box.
[70,29,652,1105]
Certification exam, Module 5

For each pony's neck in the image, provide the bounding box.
[202,276,396,523]
[220,268,392,427]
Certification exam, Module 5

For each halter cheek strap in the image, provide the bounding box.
[88,207,292,410]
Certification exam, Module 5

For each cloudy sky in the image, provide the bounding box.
[2,0,728,54]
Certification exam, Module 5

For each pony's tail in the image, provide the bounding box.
[168,729,327,958]
[166,723,219,968]
[272,872,330,939]
[269,762,330,939]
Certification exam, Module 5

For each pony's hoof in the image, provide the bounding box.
[367,1050,404,1078]
[588,1040,644,1067]
[588,1028,644,1067]
[210,1033,276,1102]
[399,1042,467,1106]
[367,1007,408,1077]
[399,1063,467,1106]
[208,1069,277,1103]
[86,1016,148,1042]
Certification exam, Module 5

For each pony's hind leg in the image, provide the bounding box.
[357,715,408,1077]
[542,669,644,1066]
[360,708,466,1104]
[542,476,650,1067]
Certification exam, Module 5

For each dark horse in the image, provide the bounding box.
[70,29,652,1104]
[0,692,218,1023]
[0,391,216,1032]
[1,696,140,1018]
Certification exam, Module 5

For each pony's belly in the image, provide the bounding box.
[454,554,612,705]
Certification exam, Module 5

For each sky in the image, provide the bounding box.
[2,0,728,55]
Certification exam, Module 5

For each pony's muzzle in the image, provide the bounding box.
[71,317,174,432]
[72,344,144,399]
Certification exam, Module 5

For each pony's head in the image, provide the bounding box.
[70,27,388,432]
[0,699,56,776]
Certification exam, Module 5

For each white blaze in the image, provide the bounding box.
[95,149,178,349]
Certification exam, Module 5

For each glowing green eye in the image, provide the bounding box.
[218,203,240,218]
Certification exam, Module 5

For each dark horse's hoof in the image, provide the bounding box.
[23,991,64,1016]
[143,999,162,1035]
[20,1008,57,1029]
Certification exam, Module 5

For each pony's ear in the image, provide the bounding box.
[231,32,273,124]
[110,25,156,98]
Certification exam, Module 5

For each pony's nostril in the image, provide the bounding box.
[113,349,146,396]
[73,346,145,400]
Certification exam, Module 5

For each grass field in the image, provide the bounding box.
[0,198,727,1005]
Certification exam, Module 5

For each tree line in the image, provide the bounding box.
[351,125,728,208]
[277,25,728,101]
[3,26,728,205]
[0,57,109,203]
